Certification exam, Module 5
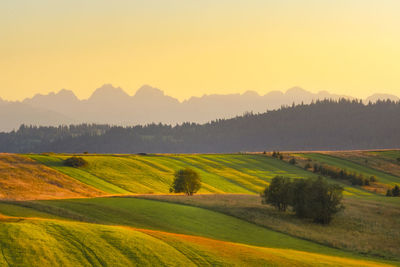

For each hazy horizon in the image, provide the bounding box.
[1,84,399,103]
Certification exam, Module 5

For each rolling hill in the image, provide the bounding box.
[0,215,391,267]
[0,154,104,200]
[28,153,372,197]
[0,151,399,266]
[0,197,397,266]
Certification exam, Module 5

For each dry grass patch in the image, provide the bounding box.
[0,154,104,200]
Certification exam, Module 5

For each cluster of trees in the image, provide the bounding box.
[1,99,400,153]
[64,156,88,167]
[386,185,400,197]
[169,168,202,195]
[271,151,284,160]
[261,176,344,224]
[271,151,297,164]
[312,164,377,186]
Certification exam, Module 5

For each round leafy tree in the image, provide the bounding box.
[170,168,201,195]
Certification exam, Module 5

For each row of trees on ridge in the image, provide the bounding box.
[312,164,377,186]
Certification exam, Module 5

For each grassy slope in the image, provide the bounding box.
[28,154,368,196]
[0,154,104,200]
[1,197,332,254]
[139,194,400,261]
[297,153,400,185]
[0,152,394,265]
[0,196,396,265]
[372,150,400,161]
[29,155,129,194]
[328,150,400,179]
[0,217,390,267]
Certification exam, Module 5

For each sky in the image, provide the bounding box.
[1,0,400,101]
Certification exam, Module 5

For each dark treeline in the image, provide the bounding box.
[1,99,400,153]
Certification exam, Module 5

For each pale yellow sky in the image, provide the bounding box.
[1,0,400,101]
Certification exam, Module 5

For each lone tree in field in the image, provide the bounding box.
[64,156,88,167]
[170,168,201,195]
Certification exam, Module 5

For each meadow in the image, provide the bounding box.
[29,153,370,197]
[0,151,399,266]
[139,194,400,260]
[0,197,398,266]
[294,152,400,186]
[0,215,390,267]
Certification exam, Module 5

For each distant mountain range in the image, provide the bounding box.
[0,84,399,132]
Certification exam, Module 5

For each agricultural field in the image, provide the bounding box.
[28,153,370,197]
[0,151,399,266]
[293,152,400,186]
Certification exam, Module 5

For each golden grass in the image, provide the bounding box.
[0,215,393,266]
[0,154,105,200]
[137,228,394,267]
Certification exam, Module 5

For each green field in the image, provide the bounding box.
[29,153,370,196]
[1,216,391,267]
[138,193,400,261]
[0,151,399,266]
[0,197,397,266]
[296,153,400,185]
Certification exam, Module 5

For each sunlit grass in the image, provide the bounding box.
[28,153,368,196]
[0,216,392,267]
[139,193,400,261]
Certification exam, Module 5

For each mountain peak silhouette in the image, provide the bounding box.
[0,84,398,132]
[88,84,129,101]
[134,85,165,98]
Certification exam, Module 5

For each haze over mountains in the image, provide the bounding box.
[1,84,399,132]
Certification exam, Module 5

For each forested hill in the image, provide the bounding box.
[1,99,399,153]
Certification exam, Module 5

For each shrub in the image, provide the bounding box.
[261,176,291,211]
[304,163,312,170]
[289,158,296,165]
[386,189,393,197]
[64,156,88,167]
[386,185,400,197]
[392,185,400,197]
[169,168,201,195]
[369,176,377,183]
